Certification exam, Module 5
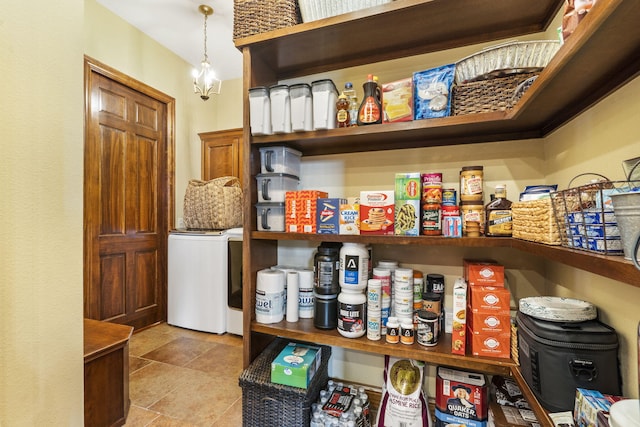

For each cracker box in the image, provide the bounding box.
[270,342,321,389]
[286,190,329,233]
[395,173,421,236]
[489,401,539,427]
[468,286,511,314]
[574,388,625,427]
[467,326,511,359]
[435,366,488,427]
[382,78,413,123]
[359,191,394,235]
[316,198,345,234]
[463,259,505,287]
[451,277,467,355]
[339,197,360,235]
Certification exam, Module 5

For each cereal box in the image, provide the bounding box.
[451,277,467,355]
[316,198,345,234]
[395,173,421,236]
[286,190,329,233]
[435,366,488,427]
[360,191,394,235]
[339,197,360,235]
[382,78,413,123]
[463,259,505,287]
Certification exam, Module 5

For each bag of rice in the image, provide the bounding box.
[375,356,432,427]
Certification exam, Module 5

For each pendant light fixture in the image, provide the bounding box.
[192,4,221,100]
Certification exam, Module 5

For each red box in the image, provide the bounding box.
[467,309,511,334]
[285,190,329,233]
[469,286,511,314]
[464,259,505,287]
[435,366,488,425]
[467,326,511,359]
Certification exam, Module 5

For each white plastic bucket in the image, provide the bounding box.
[311,79,338,130]
[290,83,313,131]
[269,84,292,134]
[248,86,272,135]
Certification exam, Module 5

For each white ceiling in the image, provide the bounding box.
[96,0,243,81]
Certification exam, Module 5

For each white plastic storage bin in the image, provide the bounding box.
[269,84,292,134]
[312,79,338,130]
[290,83,314,132]
[259,146,302,176]
[255,202,285,232]
[256,173,299,202]
[248,86,272,135]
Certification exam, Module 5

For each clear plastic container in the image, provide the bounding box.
[249,86,272,135]
[259,146,302,176]
[255,173,299,202]
[255,202,285,231]
[290,83,313,132]
[311,79,338,130]
[269,84,292,134]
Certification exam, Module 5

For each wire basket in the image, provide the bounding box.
[550,174,640,255]
[239,338,331,427]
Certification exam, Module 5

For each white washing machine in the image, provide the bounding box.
[168,230,229,334]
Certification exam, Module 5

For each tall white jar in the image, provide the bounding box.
[339,242,369,291]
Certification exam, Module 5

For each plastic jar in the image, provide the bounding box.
[460,165,484,202]
[460,200,485,236]
[422,292,441,315]
[314,245,340,295]
[314,292,337,330]
[426,273,445,294]
[416,310,439,346]
[385,317,400,344]
[367,309,381,341]
[339,243,369,291]
[400,321,415,345]
[367,278,382,310]
[338,289,367,338]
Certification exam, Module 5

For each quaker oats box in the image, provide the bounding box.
[316,198,346,234]
[359,191,394,235]
[339,197,360,235]
[435,366,488,427]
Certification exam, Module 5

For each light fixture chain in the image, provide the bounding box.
[203,12,208,63]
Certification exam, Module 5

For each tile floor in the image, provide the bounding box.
[124,323,244,426]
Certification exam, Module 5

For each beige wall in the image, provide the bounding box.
[1,0,85,425]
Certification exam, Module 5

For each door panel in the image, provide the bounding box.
[200,129,243,184]
[85,57,174,330]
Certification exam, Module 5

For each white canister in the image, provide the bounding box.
[248,86,272,135]
[609,399,640,427]
[394,267,413,284]
[311,79,338,130]
[290,83,313,131]
[394,289,414,318]
[373,267,392,299]
[255,269,285,324]
[269,84,292,134]
[298,269,315,319]
[338,289,367,338]
[286,271,299,322]
[367,309,381,341]
[367,278,382,310]
[339,242,369,291]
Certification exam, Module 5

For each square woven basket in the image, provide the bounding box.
[512,198,561,245]
[239,338,331,427]
[452,72,538,116]
[233,0,301,40]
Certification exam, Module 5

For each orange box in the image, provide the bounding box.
[451,278,467,355]
[359,191,394,235]
[467,309,511,334]
[467,326,511,359]
[463,259,505,287]
[285,190,329,233]
[469,286,511,313]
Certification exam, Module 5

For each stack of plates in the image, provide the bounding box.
[519,296,597,322]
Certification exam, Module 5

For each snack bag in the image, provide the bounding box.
[376,356,432,427]
[562,0,597,41]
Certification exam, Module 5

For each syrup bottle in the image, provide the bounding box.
[357,74,382,125]
[485,184,513,237]
[336,93,350,128]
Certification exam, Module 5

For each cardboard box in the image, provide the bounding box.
[435,366,488,426]
[573,388,625,427]
[464,259,505,287]
[469,286,511,314]
[489,401,539,426]
[339,197,360,235]
[360,191,394,235]
[285,190,329,233]
[316,198,345,234]
[451,277,467,355]
[468,326,511,359]
[270,342,321,389]
[395,173,421,236]
[468,310,511,334]
[382,78,413,123]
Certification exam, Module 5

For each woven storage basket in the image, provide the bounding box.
[239,338,331,427]
[512,198,561,245]
[183,176,243,230]
[452,72,538,116]
[299,0,393,22]
[233,0,301,40]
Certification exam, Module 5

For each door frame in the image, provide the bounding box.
[83,55,175,323]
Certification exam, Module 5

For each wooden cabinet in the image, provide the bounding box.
[236,1,640,426]
[199,128,243,186]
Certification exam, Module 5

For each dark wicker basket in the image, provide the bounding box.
[239,338,331,427]
[452,72,538,116]
[233,0,301,40]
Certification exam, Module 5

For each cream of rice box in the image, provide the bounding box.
[359,191,394,235]
[339,197,360,235]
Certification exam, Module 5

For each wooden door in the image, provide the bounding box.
[200,129,243,185]
[84,57,175,330]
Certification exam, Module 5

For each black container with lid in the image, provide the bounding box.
[314,243,340,295]
[314,292,338,330]
[425,273,445,295]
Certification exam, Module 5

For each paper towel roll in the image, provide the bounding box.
[286,271,299,322]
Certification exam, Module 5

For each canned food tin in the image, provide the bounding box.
[442,188,457,206]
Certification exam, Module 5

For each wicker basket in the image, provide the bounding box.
[452,72,538,116]
[299,0,393,22]
[183,176,243,230]
[233,0,301,40]
[512,198,561,245]
[239,338,331,427]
